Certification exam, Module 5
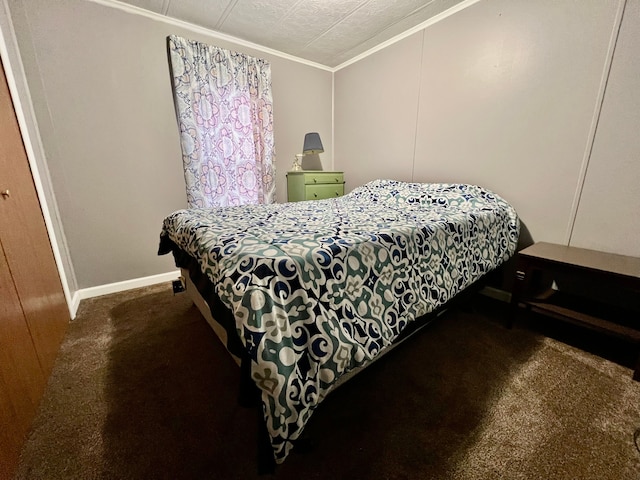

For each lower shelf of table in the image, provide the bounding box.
[517,289,640,344]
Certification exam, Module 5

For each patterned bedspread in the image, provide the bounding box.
[159,179,520,463]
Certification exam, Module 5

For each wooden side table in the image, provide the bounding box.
[510,242,640,380]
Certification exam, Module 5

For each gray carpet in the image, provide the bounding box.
[15,283,640,479]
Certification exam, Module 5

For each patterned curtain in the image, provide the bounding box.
[167,35,275,208]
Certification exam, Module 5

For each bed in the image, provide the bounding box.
[158,179,520,468]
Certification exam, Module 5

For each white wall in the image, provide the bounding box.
[335,0,639,258]
[4,0,639,309]
[5,0,333,292]
[569,0,640,257]
[334,33,423,185]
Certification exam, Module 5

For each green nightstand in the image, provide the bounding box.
[287,171,345,202]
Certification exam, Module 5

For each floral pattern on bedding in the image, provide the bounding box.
[159,179,520,463]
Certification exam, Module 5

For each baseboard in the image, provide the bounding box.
[69,292,82,320]
[70,270,180,318]
[69,273,512,319]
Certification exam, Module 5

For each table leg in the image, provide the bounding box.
[509,258,531,329]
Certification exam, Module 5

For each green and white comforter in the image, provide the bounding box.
[159,179,520,463]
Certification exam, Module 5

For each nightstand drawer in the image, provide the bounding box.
[305,184,344,200]
[302,172,344,185]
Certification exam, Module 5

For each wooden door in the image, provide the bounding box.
[0,61,69,478]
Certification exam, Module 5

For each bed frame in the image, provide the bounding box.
[177,256,488,473]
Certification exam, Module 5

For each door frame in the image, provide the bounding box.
[0,3,76,317]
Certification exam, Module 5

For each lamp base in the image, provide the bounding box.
[291,154,303,171]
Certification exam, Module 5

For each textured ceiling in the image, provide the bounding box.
[116,0,468,67]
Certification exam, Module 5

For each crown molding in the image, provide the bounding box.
[87,0,480,73]
[333,0,483,71]
[86,0,333,72]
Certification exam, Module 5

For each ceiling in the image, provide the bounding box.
[116,0,468,68]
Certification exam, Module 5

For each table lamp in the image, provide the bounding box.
[292,132,324,171]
